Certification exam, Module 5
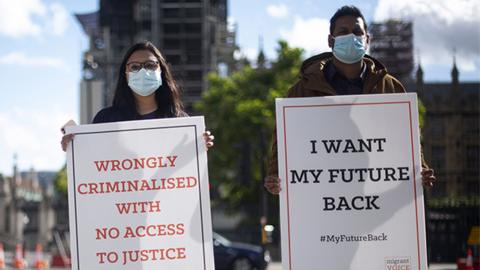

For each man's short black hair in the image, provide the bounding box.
[329,5,368,34]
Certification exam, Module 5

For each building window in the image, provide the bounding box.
[141,20,151,31]
[164,23,181,34]
[164,38,181,49]
[185,23,202,34]
[166,54,181,65]
[186,38,202,50]
[429,116,445,140]
[187,86,203,96]
[185,8,202,18]
[464,116,480,138]
[431,146,446,172]
[163,8,180,18]
[466,145,479,173]
[186,53,201,64]
[186,70,203,81]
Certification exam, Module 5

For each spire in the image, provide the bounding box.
[451,52,459,87]
[257,35,266,69]
[13,153,21,186]
[415,50,424,98]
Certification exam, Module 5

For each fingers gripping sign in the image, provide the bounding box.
[61,120,77,152]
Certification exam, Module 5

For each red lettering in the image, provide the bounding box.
[166,248,176,260]
[177,247,186,259]
[111,160,121,171]
[177,223,185,235]
[95,227,120,240]
[136,226,146,237]
[167,155,177,167]
[77,183,87,195]
[148,201,161,212]
[123,226,134,238]
[88,183,99,194]
[177,177,186,188]
[121,159,133,170]
[94,160,110,172]
[187,176,197,187]
[134,158,145,169]
[146,157,157,168]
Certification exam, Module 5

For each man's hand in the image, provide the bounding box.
[203,130,214,150]
[421,168,436,187]
[264,175,281,195]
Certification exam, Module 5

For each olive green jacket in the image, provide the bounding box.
[267,52,428,178]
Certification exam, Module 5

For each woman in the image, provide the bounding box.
[61,41,213,150]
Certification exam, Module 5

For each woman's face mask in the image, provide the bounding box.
[332,33,367,64]
[127,68,162,97]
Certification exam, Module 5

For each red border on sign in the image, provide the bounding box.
[282,101,421,270]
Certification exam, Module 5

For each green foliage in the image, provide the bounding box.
[196,41,429,211]
[195,41,304,209]
[54,165,68,197]
[418,98,426,129]
[427,196,480,208]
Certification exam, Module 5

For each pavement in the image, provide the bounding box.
[0,262,458,269]
[0,252,458,270]
[266,262,457,270]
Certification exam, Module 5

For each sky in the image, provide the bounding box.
[0,0,479,176]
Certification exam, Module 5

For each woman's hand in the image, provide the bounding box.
[61,134,75,152]
[264,175,281,195]
[203,130,214,150]
[60,120,77,152]
[421,168,436,187]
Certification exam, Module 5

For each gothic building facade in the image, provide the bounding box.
[416,61,479,262]
[0,161,57,250]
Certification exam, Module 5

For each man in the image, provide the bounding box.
[264,5,435,194]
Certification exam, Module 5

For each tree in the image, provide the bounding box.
[195,41,304,211]
[196,41,427,213]
[54,165,68,197]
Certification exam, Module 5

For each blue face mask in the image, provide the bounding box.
[332,33,367,64]
[127,68,162,96]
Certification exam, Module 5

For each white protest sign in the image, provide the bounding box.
[65,116,214,270]
[276,93,427,270]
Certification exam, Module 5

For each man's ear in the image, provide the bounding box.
[328,34,334,48]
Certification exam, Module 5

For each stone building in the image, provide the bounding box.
[416,60,480,262]
[417,60,479,198]
[0,160,56,250]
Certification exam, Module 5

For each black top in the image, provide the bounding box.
[92,106,186,124]
[324,60,367,95]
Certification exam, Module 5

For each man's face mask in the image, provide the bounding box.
[332,33,367,64]
[127,68,162,97]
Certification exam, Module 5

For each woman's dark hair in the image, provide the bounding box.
[329,5,367,34]
[112,41,185,118]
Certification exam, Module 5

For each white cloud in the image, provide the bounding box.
[374,0,480,72]
[227,16,237,32]
[0,0,69,38]
[48,3,69,36]
[0,52,66,69]
[267,4,289,19]
[280,16,331,56]
[0,107,75,175]
[234,47,259,64]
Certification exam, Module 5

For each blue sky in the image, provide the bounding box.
[0,0,479,175]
